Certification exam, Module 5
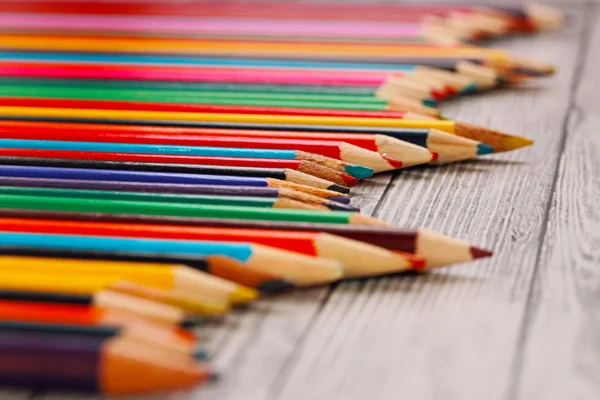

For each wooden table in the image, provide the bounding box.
[2,1,599,399]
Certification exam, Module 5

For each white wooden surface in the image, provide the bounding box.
[3,1,598,400]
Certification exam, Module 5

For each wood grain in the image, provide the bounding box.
[268,5,589,400]
[515,4,600,399]
[17,2,597,400]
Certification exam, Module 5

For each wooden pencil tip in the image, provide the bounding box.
[525,3,565,30]
[470,246,494,260]
[341,173,359,187]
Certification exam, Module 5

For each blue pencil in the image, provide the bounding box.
[0,231,343,285]
[0,164,349,193]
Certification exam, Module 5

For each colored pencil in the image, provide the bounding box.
[0,120,493,163]
[0,13,432,41]
[0,122,372,179]
[0,209,491,268]
[0,128,396,175]
[0,331,210,394]
[0,176,352,207]
[0,149,360,190]
[0,319,203,359]
[0,246,295,293]
[0,106,532,152]
[0,63,448,102]
[0,190,385,226]
[0,182,337,212]
[0,94,434,121]
[0,156,352,197]
[0,250,258,304]
[0,231,344,286]
[0,165,350,198]
[24,117,529,153]
[0,284,194,326]
[0,34,555,76]
[0,1,563,33]
[0,217,425,277]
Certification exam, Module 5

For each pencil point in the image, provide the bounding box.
[340,173,359,187]
[257,279,296,293]
[344,164,374,179]
[329,195,351,205]
[229,286,259,305]
[503,136,534,151]
[469,246,493,260]
[328,183,351,194]
[462,83,479,93]
[430,151,440,162]
[476,143,495,155]
[194,347,211,361]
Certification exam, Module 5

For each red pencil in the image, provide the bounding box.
[0,148,358,187]
[0,120,434,169]
[0,121,412,172]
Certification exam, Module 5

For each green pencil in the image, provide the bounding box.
[0,194,385,225]
[0,84,398,111]
[0,78,379,96]
[0,186,330,211]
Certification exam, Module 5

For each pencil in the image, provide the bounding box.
[0,285,194,326]
[0,176,353,208]
[0,230,344,286]
[0,130,393,175]
[0,34,555,76]
[0,122,372,179]
[0,106,533,152]
[0,164,350,195]
[0,0,564,32]
[0,246,295,293]
[0,156,351,197]
[0,217,425,277]
[0,209,491,268]
[0,95,434,122]
[0,319,203,359]
[0,331,211,394]
[46,117,530,153]
[0,146,359,187]
[0,192,386,226]
[0,249,259,304]
[0,120,436,165]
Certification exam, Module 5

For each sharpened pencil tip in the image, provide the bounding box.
[430,151,439,162]
[328,184,351,194]
[470,246,493,260]
[229,286,259,305]
[257,279,296,293]
[476,143,495,155]
[344,164,374,179]
[503,136,534,151]
[461,83,479,94]
[341,173,359,187]
[194,347,211,361]
[329,195,351,205]
[422,99,438,107]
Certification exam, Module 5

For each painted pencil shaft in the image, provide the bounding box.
[0,218,424,277]
[0,332,210,394]
[0,247,295,293]
[0,164,350,194]
[0,176,354,209]
[0,209,490,268]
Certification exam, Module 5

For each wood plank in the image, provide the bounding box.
[515,4,600,399]
[268,6,588,400]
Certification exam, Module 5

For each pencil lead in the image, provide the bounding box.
[256,279,295,293]
[477,143,495,155]
[194,347,211,361]
[470,246,494,260]
[503,136,535,151]
[228,286,259,305]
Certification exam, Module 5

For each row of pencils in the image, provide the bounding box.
[0,0,562,396]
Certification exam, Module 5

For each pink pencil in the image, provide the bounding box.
[0,13,425,39]
[0,62,400,86]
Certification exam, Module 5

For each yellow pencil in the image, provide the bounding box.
[0,106,533,152]
[0,255,257,304]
